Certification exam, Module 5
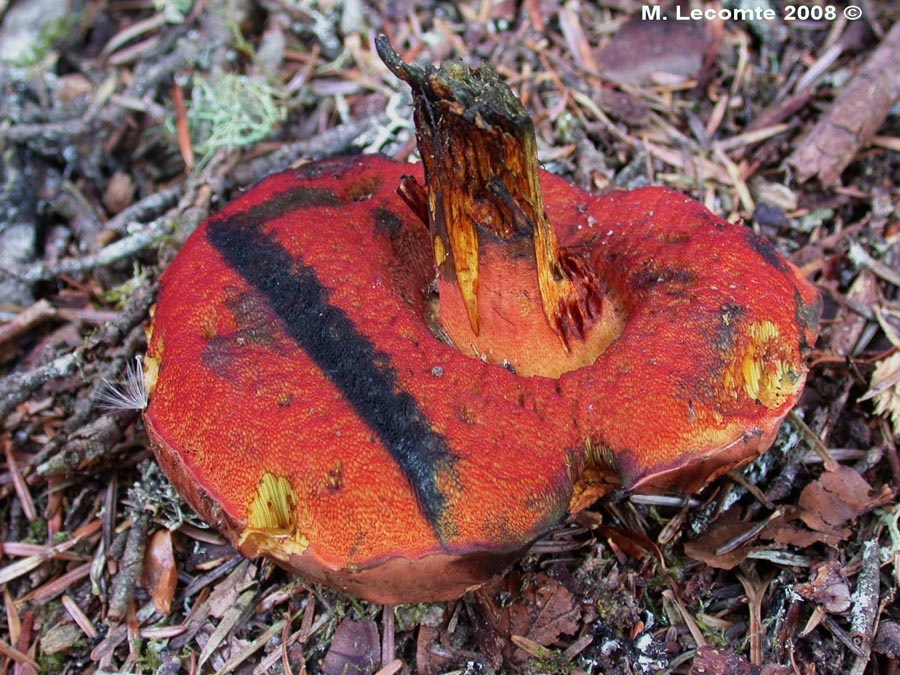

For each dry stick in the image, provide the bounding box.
[0,351,81,422]
[849,242,900,289]
[373,659,404,675]
[107,511,151,623]
[0,638,41,671]
[848,539,882,675]
[4,441,37,521]
[0,299,58,346]
[3,30,199,147]
[788,21,900,186]
[40,414,131,478]
[726,469,776,510]
[0,119,92,144]
[90,601,159,664]
[105,186,181,236]
[788,411,836,466]
[6,215,173,283]
[822,615,867,658]
[229,115,391,186]
[200,587,258,669]
[662,588,707,649]
[29,285,156,472]
[381,604,396,667]
[715,510,783,557]
[214,613,295,675]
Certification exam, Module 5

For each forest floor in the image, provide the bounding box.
[1,1,899,674]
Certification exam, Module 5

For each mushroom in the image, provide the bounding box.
[143,40,820,604]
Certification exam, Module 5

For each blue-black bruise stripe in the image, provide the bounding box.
[205,186,457,542]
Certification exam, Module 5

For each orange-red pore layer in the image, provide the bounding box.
[144,155,820,603]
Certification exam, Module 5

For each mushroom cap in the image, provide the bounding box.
[144,155,819,603]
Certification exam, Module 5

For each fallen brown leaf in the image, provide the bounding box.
[476,572,581,666]
[322,618,380,675]
[596,12,717,85]
[798,464,894,538]
[683,508,756,570]
[794,560,852,614]
[141,529,178,616]
[690,645,793,675]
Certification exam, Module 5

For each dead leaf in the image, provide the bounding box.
[141,529,178,615]
[576,511,659,560]
[102,171,136,215]
[509,575,581,647]
[690,646,753,675]
[597,13,717,85]
[690,646,793,675]
[206,559,256,619]
[794,561,851,614]
[683,508,755,570]
[761,520,845,548]
[416,624,455,675]
[321,618,380,675]
[873,620,900,659]
[476,572,581,665]
[798,465,895,537]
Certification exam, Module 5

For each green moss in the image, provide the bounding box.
[13,10,83,68]
[153,0,195,23]
[522,646,578,675]
[39,651,68,673]
[28,518,49,544]
[102,264,150,310]
[52,530,71,545]
[185,73,286,168]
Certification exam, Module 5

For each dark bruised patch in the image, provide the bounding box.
[201,288,293,380]
[291,160,384,203]
[656,231,692,244]
[372,207,433,303]
[714,302,744,351]
[341,173,384,202]
[224,290,281,344]
[373,207,404,238]
[245,186,343,219]
[206,211,459,542]
[325,463,344,493]
[477,229,538,259]
[292,156,363,181]
[744,230,789,273]
[633,266,697,291]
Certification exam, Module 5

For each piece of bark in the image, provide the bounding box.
[788,22,900,186]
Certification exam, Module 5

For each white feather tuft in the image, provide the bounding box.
[97,355,149,411]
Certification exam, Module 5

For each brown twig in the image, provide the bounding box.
[737,570,773,666]
[788,22,900,186]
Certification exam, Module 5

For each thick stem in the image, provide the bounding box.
[377,37,605,376]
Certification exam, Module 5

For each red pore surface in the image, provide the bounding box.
[144,155,819,603]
